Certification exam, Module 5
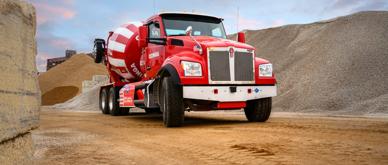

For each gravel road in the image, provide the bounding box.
[32,107,388,165]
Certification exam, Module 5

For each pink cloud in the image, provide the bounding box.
[271,19,286,27]
[33,2,76,25]
[50,39,73,48]
[62,0,74,5]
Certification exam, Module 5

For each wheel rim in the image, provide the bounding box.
[101,91,106,109]
[109,91,114,111]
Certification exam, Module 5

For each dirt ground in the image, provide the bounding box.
[32,107,388,165]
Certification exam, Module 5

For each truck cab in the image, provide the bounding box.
[95,12,277,127]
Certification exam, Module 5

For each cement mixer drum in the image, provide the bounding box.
[106,22,144,81]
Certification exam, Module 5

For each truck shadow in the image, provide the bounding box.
[123,112,250,127]
[184,116,248,127]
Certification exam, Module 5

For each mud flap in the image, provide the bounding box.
[119,84,135,107]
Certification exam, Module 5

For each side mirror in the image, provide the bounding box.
[185,26,193,36]
[138,25,148,48]
[237,32,245,43]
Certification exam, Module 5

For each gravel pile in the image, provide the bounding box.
[52,86,100,111]
[241,11,388,115]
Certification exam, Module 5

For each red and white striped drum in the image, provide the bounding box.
[107,22,145,81]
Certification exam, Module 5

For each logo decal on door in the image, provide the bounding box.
[149,51,160,59]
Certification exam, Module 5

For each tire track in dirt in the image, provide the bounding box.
[145,138,281,165]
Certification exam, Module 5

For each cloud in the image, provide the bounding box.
[238,17,264,31]
[330,0,361,10]
[35,52,51,72]
[330,0,387,11]
[62,0,74,5]
[33,2,76,25]
[352,0,388,11]
[35,21,75,72]
[322,0,388,17]
[49,38,73,48]
[28,0,77,72]
[271,19,286,27]
[237,17,287,31]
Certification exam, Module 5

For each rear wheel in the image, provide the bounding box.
[160,77,184,127]
[99,88,109,114]
[108,87,121,116]
[244,98,272,122]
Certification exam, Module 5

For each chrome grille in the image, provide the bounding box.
[208,48,255,84]
[234,52,254,81]
[208,51,230,81]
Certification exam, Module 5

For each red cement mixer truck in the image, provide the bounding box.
[94,12,277,127]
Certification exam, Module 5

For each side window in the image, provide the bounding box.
[149,22,161,38]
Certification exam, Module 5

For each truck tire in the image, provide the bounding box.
[244,98,272,122]
[160,77,184,127]
[99,87,109,114]
[108,87,121,116]
[94,39,105,63]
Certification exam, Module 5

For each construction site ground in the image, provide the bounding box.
[32,107,388,165]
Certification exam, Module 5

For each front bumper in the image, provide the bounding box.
[183,85,277,102]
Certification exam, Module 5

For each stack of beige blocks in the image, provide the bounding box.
[82,75,109,93]
[0,0,40,164]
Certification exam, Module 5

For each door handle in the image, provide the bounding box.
[146,66,151,70]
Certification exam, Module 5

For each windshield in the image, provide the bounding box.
[162,15,227,39]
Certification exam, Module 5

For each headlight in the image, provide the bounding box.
[259,63,273,77]
[181,61,202,77]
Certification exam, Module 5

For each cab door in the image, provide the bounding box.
[144,21,165,79]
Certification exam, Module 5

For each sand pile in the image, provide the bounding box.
[239,11,388,115]
[41,86,79,105]
[39,54,107,105]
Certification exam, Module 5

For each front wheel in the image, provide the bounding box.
[244,98,272,122]
[160,77,184,127]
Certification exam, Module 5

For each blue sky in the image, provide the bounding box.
[27,0,388,72]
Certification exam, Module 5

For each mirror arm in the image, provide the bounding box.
[185,26,203,55]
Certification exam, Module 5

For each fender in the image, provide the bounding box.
[159,53,209,85]
[158,64,181,85]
